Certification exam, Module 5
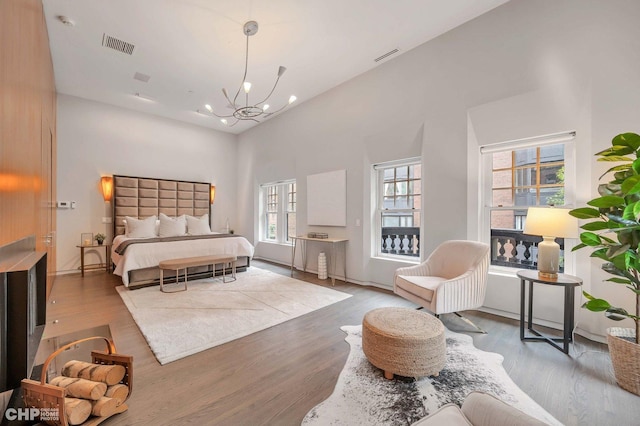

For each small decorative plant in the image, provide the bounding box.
[94,233,106,245]
[569,132,640,344]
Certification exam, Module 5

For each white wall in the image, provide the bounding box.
[237,0,640,339]
[56,94,237,272]
[466,87,590,332]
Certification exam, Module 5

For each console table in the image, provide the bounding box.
[290,236,348,285]
[517,269,582,354]
[77,243,112,276]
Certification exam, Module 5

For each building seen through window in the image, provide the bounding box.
[491,144,564,232]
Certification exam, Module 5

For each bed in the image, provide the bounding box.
[110,175,254,288]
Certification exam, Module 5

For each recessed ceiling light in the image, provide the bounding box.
[57,15,75,26]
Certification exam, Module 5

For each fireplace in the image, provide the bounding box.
[0,236,46,393]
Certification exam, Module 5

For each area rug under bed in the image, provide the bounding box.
[302,325,561,425]
[116,267,352,365]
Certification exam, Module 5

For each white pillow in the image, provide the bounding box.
[124,219,160,235]
[125,215,158,238]
[158,213,187,237]
[186,214,212,235]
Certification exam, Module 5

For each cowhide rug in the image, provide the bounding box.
[302,325,561,425]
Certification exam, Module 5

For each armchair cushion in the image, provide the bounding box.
[395,275,446,303]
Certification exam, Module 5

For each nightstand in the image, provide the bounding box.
[77,244,112,276]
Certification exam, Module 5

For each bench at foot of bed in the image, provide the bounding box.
[159,255,237,293]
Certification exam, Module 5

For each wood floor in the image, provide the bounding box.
[43,260,639,426]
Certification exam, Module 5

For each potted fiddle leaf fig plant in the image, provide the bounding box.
[569,132,640,395]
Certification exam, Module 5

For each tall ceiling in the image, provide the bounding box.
[43,0,509,134]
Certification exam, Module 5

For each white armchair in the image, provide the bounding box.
[394,240,490,331]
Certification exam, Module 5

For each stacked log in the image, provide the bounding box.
[63,398,92,426]
[105,384,129,406]
[47,360,129,425]
[61,360,126,386]
[91,396,119,417]
[50,377,107,400]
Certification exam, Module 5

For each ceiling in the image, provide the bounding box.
[42,0,509,134]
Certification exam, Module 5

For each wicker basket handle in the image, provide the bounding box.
[39,336,116,384]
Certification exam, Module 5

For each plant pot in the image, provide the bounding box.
[97,240,104,245]
[607,327,640,396]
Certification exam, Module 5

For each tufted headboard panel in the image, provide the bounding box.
[112,175,211,235]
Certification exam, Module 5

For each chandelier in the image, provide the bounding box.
[204,21,297,127]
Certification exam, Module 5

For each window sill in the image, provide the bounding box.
[258,240,293,247]
[371,255,420,265]
[488,265,520,278]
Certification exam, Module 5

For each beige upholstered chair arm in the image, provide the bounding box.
[394,261,432,278]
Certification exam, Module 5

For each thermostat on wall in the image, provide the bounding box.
[57,201,70,209]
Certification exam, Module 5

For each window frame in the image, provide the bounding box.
[285,182,297,243]
[373,157,422,262]
[259,179,296,244]
[479,131,576,274]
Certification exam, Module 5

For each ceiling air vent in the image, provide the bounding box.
[133,72,151,83]
[374,48,400,63]
[102,33,135,55]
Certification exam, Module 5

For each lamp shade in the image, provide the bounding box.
[210,185,216,204]
[523,207,578,238]
[100,176,113,202]
[524,207,578,278]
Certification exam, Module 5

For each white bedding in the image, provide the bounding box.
[112,234,255,286]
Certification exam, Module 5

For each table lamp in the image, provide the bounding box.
[523,207,578,279]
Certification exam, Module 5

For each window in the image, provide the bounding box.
[480,132,575,271]
[286,182,296,243]
[374,158,421,260]
[265,186,278,241]
[260,180,296,243]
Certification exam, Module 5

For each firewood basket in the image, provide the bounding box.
[21,336,133,426]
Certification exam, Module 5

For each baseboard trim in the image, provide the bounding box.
[478,307,607,344]
[252,256,393,290]
[56,269,81,276]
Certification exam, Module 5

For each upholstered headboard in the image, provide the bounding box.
[112,175,211,235]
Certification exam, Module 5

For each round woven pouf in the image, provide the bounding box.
[362,307,446,380]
